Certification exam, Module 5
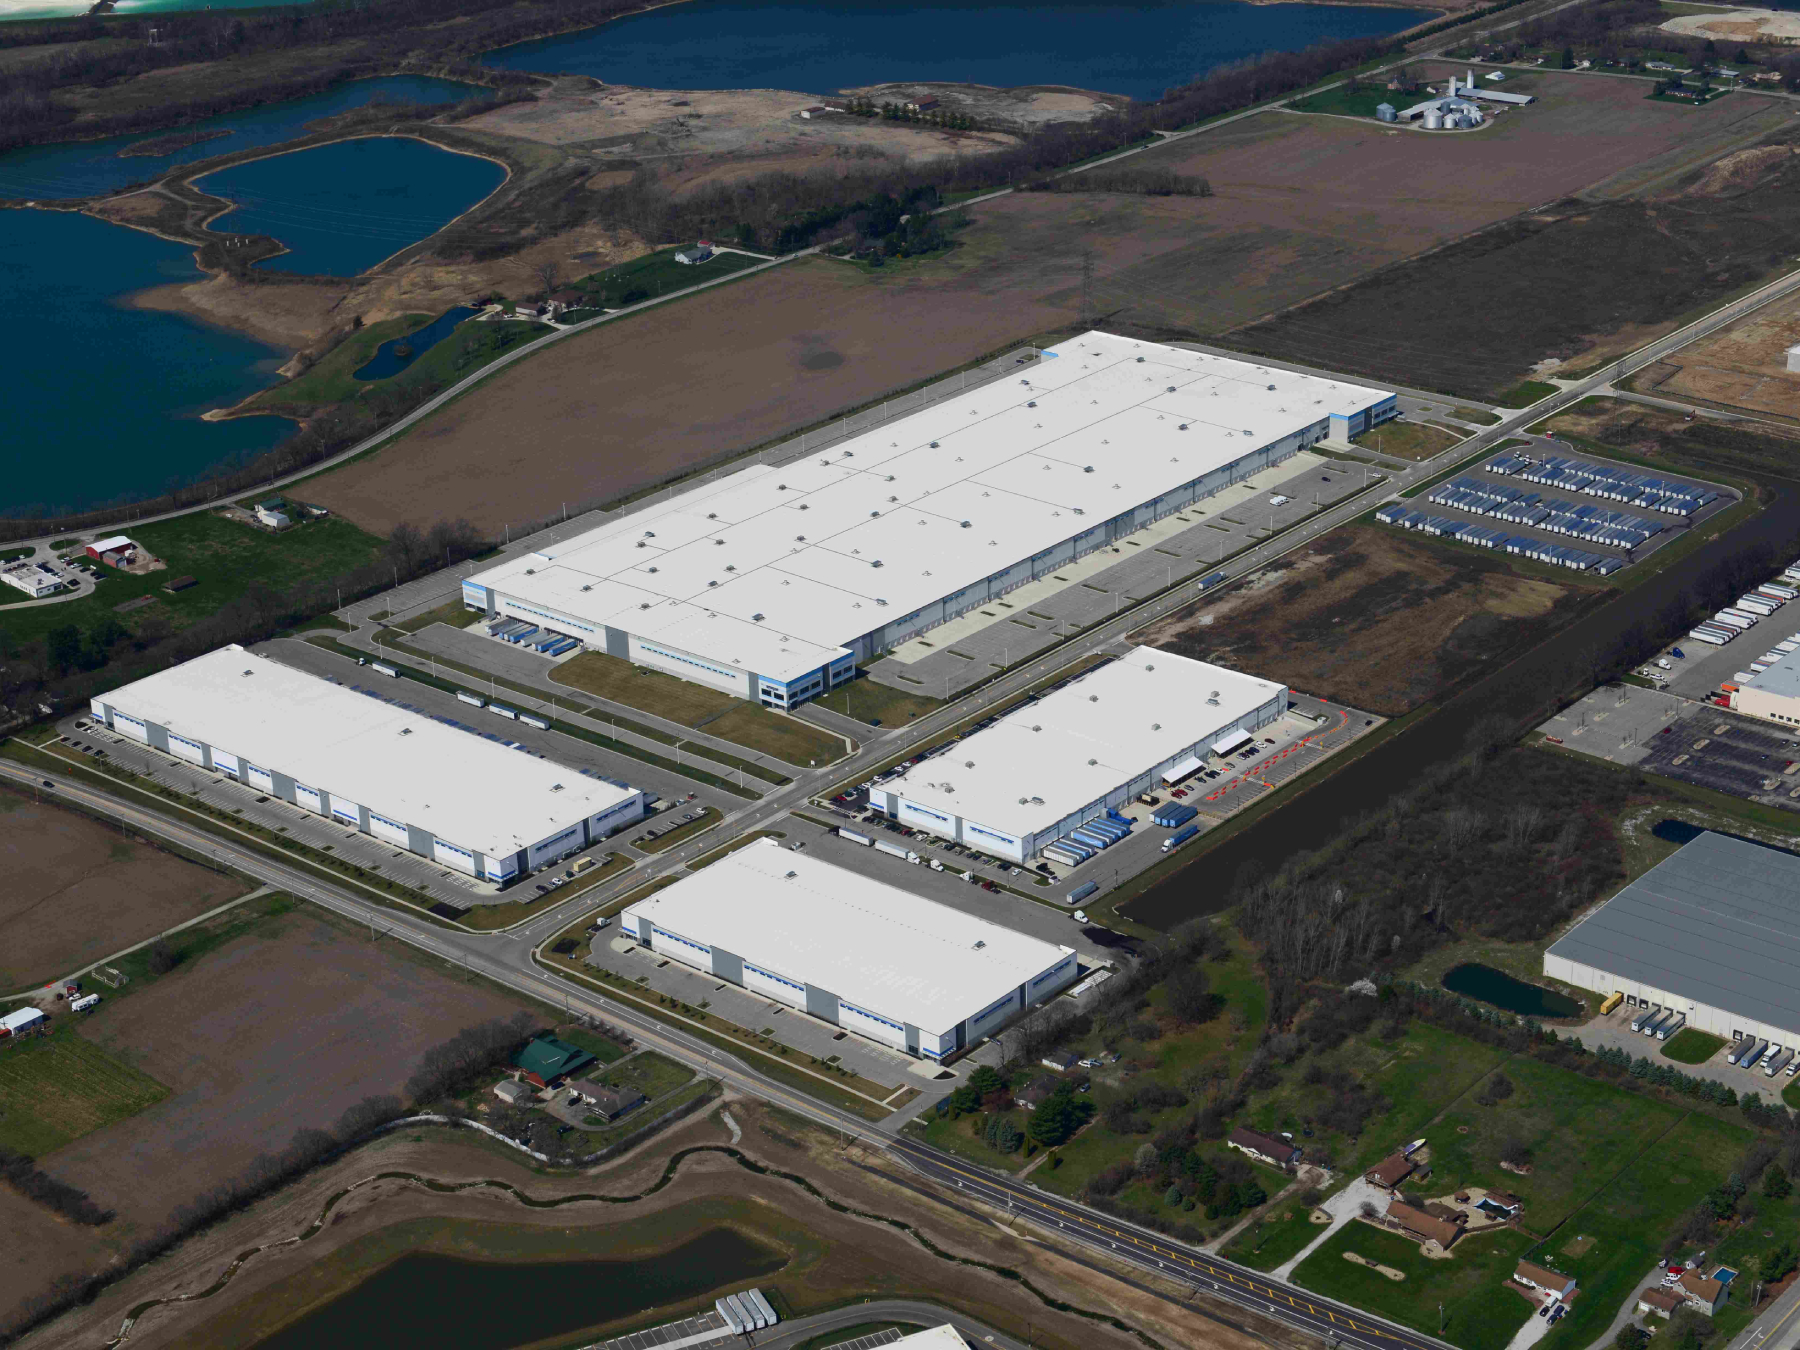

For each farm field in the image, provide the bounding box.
[1629,277,1800,420]
[0,895,536,1335]
[1228,101,1800,400]
[0,785,251,990]
[1136,524,1594,717]
[294,71,1776,538]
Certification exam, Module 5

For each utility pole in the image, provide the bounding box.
[1081,250,1094,328]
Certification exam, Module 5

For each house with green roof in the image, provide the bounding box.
[513,1035,596,1087]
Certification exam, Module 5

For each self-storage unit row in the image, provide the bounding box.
[463,332,1390,708]
[1544,831,1800,1050]
[867,646,1286,862]
[618,839,1079,1059]
[91,645,645,887]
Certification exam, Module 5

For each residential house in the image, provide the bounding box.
[578,1082,646,1122]
[1364,1153,1416,1190]
[674,243,716,265]
[255,500,291,529]
[1226,1127,1301,1168]
[1513,1261,1576,1301]
[1678,1269,1728,1316]
[1636,1288,1683,1320]
[1041,1049,1080,1073]
[1386,1199,1466,1251]
[1017,1075,1060,1111]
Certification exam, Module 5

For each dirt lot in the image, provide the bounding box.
[301,255,1067,533]
[465,83,1025,188]
[1543,395,1800,480]
[1,902,532,1335]
[30,1100,1297,1350]
[0,787,250,991]
[1136,525,1590,715]
[1630,248,1800,420]
[300,70,1786,533]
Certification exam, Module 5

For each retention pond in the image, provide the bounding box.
[1441,963,1583,1019]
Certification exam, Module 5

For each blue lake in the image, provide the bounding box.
[355,306,480,380]
[0,75,482,203]
[482,0,1435,102]
[196,137,508,276]
[0,209,291,517]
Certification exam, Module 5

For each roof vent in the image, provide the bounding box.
[1207,690,1220,705]
[1084,466,1094,473]
[1179,424,1189,431]
[752,612,765,621]
[707,512,718,519]
[643,530,655,538]
[551,783,564,792]
[1152,722,1161,730]
[1089,695,1099,702]
[785,870,797,879]
[965,760,975,768]
[399,727,412,736]
[929,441,939,448]
[871,560,883,568]
[1136,356,1145,363]
[636,541,647,549]
[1027,400,1037,408]
[707,579,718,587]
[1087,758,1098,766]
[870,510,880,518]
[974,939,986,949]
[647,566,659,573]
[960,520,972,528]
[725,564,736,572]
[1167,385,1177,393]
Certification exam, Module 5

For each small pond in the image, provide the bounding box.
[1441,963,1583,1020]
[355,306,480,380]
[251,1226,783,1350]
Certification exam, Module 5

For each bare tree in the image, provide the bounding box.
[534,259,562,300]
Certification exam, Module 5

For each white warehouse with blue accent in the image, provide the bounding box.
[89,645,645,887]
[617,838,1080,1059]
[461,331,1393,708]
[867,646,1287,863]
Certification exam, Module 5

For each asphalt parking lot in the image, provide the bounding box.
[1634,706,1800,810]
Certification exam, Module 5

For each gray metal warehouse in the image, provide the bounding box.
[1543,831,1800,1048]
[90,645,645,886]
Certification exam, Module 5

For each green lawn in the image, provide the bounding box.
[905,1106,1033,1173]
[1535,1111,1749,1349]
[811,675,945,727]
[0,512,387,651]
[1288,83,1413,119]
[0,1023,169,1155]
[1454,406,1503,426]
[1663,1028,1727,1065]
[389,599,484,635]
[1494,380,1559,408]
[1353,418,1464,462]
[572,248,763,307]
[248,314,426,412]
[1292,1221,1536,1350]
[551,651,844,766]
[1223,1198,1330,1271]
[555,1025,631,1067]
[590,1050,694,1102]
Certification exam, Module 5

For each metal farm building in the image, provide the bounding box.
[621,839,1079,1059]
[90,645,645,886]
[1544,832,1800,1049]
[462,331,1393,708]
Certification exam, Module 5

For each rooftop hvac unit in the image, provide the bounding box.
[1207,691,1220,705]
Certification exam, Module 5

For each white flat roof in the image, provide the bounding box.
[470,332,1390,682]
[888,1330,968,1350]
[883,646,1287,840]
[625,838,1075,1035]
[99,646,636,858]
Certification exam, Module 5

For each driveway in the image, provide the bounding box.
[1271,1176,1387,1279]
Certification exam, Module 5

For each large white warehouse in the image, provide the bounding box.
[620,838,1079,1059]
[90,645,645,886]
[1545,832,1800,1049]
[462,332,1393,708]
[868,647,1287,862]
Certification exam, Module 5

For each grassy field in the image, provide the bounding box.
[1535,1111,1749,1349]
[1287,83,1409,119]
[551,651,845,766]
[0,512,388,651]
[1353,418,1464,461]
[247,314,426,411]
[1292,1222,1537,1350]
[0,1023,169,1155]
[1663,1028,1727,1064]
[572,247,763,307]
[388,599,484,635]
[811,675,945,727]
